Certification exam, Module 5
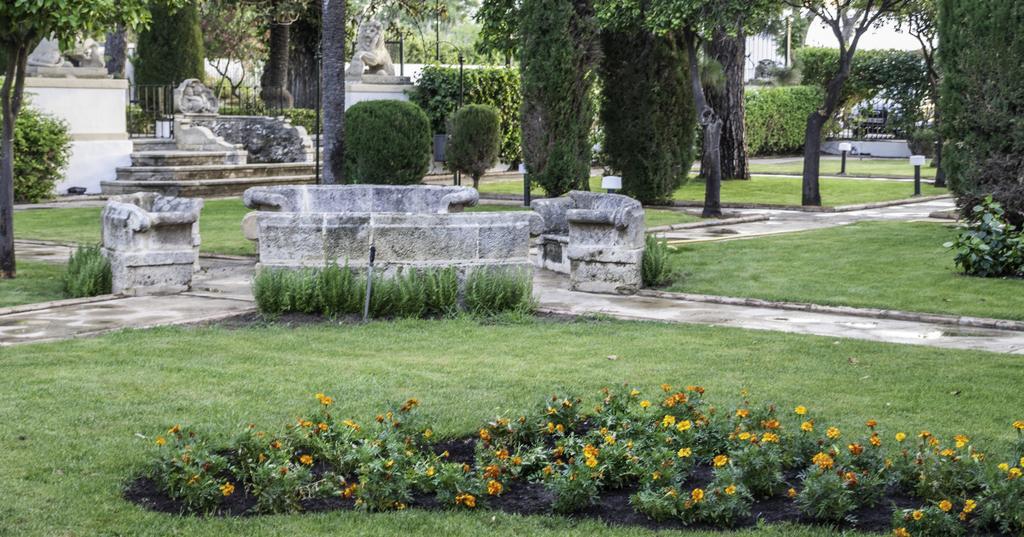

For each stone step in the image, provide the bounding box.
[131,138,177,151]
[115,162,316,182]
[101,175,317,198]
[131,150,249,167]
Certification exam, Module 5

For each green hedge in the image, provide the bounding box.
[411,65,522,164]
[796,47,929,133]
[744,86,824,156]
[446,104,502,188]
[939,0,1024,225]
[5,107,72,202]
[345,100,431,185]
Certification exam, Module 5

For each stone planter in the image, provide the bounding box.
[532,191,645,294]
[242,185,542,278]
[101,193,203,295]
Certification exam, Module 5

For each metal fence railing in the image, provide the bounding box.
[127,84,175,139]
[829,107,915,141]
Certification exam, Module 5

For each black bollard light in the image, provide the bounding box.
[838,142,852,176]
[910,155,925,197]
[520,163,531,207]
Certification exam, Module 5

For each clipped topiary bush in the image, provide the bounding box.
[63,245,112,298]
[744,86,824,156]
[134,2,206,86]
[446,104,502,189]
[8,107,72,202]
[345,100,432,185]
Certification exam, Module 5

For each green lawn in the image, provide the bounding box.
[15,198,254,256]
[478,176,947,207]
[749,157,938,179]
[666,221,1024,320]
[2,318,1023,536]
[468,203,700,228]
[0,260,66,308]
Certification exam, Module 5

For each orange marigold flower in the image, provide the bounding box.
[870,433,882,447]
[713,455,729,467]
[270,440,282,450]
[496,448,510,460]
[168,424,181,434]
[787,488,798,498]
[661,383,672,392]
[954,434,970,448]
[848,443,864,456]
[762,419,781,430]
[455,492,476,508]
[483,464,501,479]
[812,452,834,470]
[487,480,503,496]
[479,428,492,442]
[724,485,737,495]
[399,398,419,412]
[318,422,329,432]
[690,488,705,503]
[939,500,953,512]
[844,472,858,485]
[299,454,313,466]
[865,419,878,428]
[894,527,911,537]
[512,456,522,465]
[686,385,705,394]
[219,482,235,496]
[735,409,750,419]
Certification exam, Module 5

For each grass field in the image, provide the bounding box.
[0,260,65,308]
[477,176,946,207]
[748,157,938,179]
[665,221,1024,320]
[1,317,1022,536]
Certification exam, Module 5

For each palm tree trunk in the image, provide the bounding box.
[321,0,346,184]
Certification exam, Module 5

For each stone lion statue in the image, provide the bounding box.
[347,20,395,78]
[28,37,104,68]
[173,79,219,115]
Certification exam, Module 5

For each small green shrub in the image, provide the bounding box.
[63,245,112,298]
[345,100,432,185]
[6,107,72,203]
[892,505,966,537]
[463,268,534,316]
[909,128,938,159]
[642,235,671,287]
[744,86,824,156]
[446,104,502,189]
[944,196,1024,278]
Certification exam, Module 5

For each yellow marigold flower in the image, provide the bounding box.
[187,474,200,485]
[826,427,841,440]
[865,419,878,428]
[1009,467,1022,480]
[583,444,599,459]
[543,465,553,476]
[713,454,729,467]
[919,430,932,439]
[912,510,924,521]
[556,424,565,434]
[940,448,956,457]
[155,436,166,446]
[962,499,977,514]
[480,428,492,442]
[662,415,676,428]
[661,383,672,392]
[787,488,797,498]
[219,482,235,496]
[299,454,314,466]
[939,500,953,512]
[894,527,911,537]
[801,421,814,433]
[483,464,501,479]
[676,420,692,432]
[677,447,692,458]
[1013,420,1024,431]
[455,492,476,508]
[300,420,313,428]
[604,434,616,445]
[762,432,780,443]
[954,434,970,448]
[738,432,752,441]
[640,400,651,409]
[735,409,750,419]
[896,432,907,442]
[691,488,705,502]
[998,463,1010,472]
[168,424,181,435]
[320,395,334,406]
[342,419,360,431]
[629,389,640,397]
[812,452,834,470]
[258,453,267,463]
[652,471,662,481]
[724,485,737,495]
[512,456,522,465]
[585,456,598,468]
[546,422,556,434]
[795,406,807,415]
[426,466,436,477]
[487,480,503,496]
[422,428,433,439]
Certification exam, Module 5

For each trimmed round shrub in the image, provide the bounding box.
[134,2,205,86]
[345,100,432,185]
[446,104,501,189]
[10,107,72,203]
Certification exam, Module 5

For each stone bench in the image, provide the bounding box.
[241,185,542,278]
[532,191,645,294]
[101,193,203,295]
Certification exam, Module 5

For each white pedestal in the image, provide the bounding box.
[23,77,131,195]
[344,82,412,110]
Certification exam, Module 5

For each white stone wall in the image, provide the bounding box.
[344,82,411,110]
[23,77,132,195]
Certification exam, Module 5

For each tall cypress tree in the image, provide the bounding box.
[520,0,599,198]
[135,2,205,86]
[599,27,696,204]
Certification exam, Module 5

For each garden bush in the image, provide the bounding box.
[945,197,1024,278]
[939,0,1024,226]
[744,86,824,156]
[462,268,534,316]
[134,2,206,86]
[345,100,431,185]
[599,26,696,204]
[411,65,522,164]
[445,104,502,189]
[6,107,72,202]
[135,384,1024,536]
[62,245,112,298]
[641,235,671,287]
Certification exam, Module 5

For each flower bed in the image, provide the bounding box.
[129,386,1024,536]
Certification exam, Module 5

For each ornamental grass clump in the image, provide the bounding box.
[463,268,534,316]
[63,244,112,298]
[136,385,1024,535]
[642,235,672,287]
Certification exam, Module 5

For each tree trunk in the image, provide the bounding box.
[801,113,826,206]
[289,43,318,108]
[933,133,945,188]
[702,27,749,180]
[1,43,29,279]
[684,31,721,218]
[105,24,128,78]
[321,0,346,185]
[261,22,294,110]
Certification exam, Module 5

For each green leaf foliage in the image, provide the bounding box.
[520,0,600,198]
[744,86,824,156]
[599,27,695,204]
[5,107,71,203]
[938,0,1024,226]
[446,104,502,188]
[63,244,112,298]
[345,100,432,185]
[411,65,523,164]
[134,2,206,86]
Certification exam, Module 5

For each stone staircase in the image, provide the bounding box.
[101,138,317,197]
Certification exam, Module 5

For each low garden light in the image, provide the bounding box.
[519,163,530,207]
[601,175,622,194]
[838,142,853,175]
[910,155,926,196]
